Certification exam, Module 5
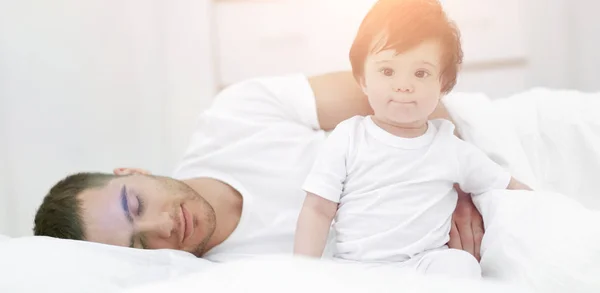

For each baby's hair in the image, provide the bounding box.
[349,0,463,94]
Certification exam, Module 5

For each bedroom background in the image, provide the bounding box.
[0,0,597,237]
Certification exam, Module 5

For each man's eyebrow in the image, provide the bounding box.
[120,185,136,248]
[120,185,133,223]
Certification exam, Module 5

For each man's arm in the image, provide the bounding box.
[308,71,371,131]
[308,71,456,131]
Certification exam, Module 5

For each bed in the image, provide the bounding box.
[1,88,599,293]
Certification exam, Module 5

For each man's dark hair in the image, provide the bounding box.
[350,0,463,94]
[33,172,117,240]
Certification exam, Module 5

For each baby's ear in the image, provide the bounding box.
[359,77,368,95]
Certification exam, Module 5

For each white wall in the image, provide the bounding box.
[0,83,10,236]
[0,0,215,237]
[570,0,600,91]
[452,0,574,96]
[523,0,572,89]
[162,0,217,168]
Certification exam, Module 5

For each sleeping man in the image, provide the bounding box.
[33,70,489,262]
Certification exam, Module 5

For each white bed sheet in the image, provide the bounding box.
[124,256,534,293]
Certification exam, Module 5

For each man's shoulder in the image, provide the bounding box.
[207,73,320,130]
[210,73,309,108]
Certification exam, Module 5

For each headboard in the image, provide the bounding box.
[211,0,529,97]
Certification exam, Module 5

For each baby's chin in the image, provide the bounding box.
[382,115,428,126]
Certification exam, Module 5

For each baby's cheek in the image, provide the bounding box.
[365,85,386,99]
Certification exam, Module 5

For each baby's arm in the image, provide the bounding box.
[294,117,354,257]
[294,193,337,257]
[457,139,533,195]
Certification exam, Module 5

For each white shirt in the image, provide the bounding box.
[172,74,328,262]
[302,116,511,263]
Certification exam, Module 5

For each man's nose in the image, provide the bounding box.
[134,212,174,239]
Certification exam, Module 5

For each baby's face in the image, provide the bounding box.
[361,39,443,126]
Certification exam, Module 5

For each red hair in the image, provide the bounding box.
[349,0,463,94]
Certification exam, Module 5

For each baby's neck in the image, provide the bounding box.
[371,116,428,138]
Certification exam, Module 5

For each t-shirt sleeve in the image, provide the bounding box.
[209,74,320,130]
[456,139,512,195]
[301,120,353,203]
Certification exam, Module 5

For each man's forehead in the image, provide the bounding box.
[78,179,120,204]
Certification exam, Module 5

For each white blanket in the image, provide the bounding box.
[444,89,600,292]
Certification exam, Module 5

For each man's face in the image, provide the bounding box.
[78,170,216,257]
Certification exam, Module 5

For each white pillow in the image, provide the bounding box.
[443,92,539,189]
[0,236,213,293]
[475,189,600,292]
[125,256,534,293]
[493,88,600,210]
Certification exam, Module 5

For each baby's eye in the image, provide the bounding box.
[415,70,430,78]
[380,67,395,77]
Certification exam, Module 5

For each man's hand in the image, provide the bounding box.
[448,184,484,261]
[507,177,533,191]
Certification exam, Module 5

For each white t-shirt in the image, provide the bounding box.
[302,116,511,263]
[172,74,329,262]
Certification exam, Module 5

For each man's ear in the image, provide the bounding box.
[113,168,151,176]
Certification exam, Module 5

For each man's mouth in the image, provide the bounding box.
[180,204,193,244]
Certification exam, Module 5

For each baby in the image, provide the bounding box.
[294,0,530,278]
